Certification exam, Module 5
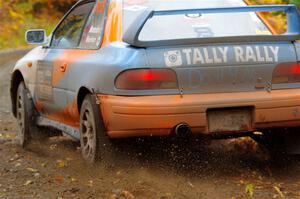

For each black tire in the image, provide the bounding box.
[16,82,36,148]
[80,94,113,164]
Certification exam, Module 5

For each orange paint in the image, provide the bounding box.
[52,49,95,86]
[52,0,123,88]
[101,0,123,47]
[36,98,79,128]
[35,100,44,113]
[95,0,107,13]
[27,62,33,68]
[39,1,120,127]
[47,100,80,128]
[99,89,300,138]
[59,63,67,72]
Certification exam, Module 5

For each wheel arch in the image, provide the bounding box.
[11,70,25,117]
[77,86,93,113]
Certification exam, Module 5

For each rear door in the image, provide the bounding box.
[35,1,95,121]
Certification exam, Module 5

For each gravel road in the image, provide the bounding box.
[0,53,300,199]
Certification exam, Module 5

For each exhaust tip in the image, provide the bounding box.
[174,123,191,137]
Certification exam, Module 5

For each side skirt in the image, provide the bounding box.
[36,116,80,140]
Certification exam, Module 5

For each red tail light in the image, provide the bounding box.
[272,63,300,84]
[115,69,178,90]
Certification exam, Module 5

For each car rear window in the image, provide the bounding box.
[123,0,272,41]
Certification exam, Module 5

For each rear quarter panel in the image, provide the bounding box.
[294,42,300,62]
[63,42,149,99]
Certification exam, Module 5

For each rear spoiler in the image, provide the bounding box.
[123,5,300,47]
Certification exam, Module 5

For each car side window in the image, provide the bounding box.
[51,2,95,49]
[79,0,108,49]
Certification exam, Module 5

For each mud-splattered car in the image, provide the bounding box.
[10,0,300,163]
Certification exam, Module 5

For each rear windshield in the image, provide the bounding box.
[123,0,272,41]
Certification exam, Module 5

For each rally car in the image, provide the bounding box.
[11,0,300,163]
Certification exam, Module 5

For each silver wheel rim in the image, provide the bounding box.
[17,92,25,144]
[81,109,95,160]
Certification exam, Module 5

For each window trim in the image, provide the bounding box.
[49,0,97,49]
[78,0,110,50]
[76,2,96,48]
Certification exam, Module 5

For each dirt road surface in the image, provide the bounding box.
[1,53,300,199]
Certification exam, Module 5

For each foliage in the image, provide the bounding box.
[0,0,77,49]
[248,0,300,34]
[245,183,254,197]
[292,0,300,5]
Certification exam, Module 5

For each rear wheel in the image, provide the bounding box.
[80,94,113,164]
[16,82,36,147]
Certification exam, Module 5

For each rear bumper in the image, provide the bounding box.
[98,89,300,138]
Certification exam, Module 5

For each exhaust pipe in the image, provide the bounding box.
[174,123,191,137]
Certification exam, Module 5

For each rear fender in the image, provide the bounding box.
[294,42,300,62]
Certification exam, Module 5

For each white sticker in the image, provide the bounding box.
[89,26,102,34]
[86,36,97,43]
[124,5,147,12]
[163,46,280,67]
[234,46,279,63]
[164,50,183,67]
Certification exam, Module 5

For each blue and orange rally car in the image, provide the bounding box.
[10,0,300,163]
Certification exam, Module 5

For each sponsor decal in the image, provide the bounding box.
[85,35,97,43]
[164,50,183,67]
[89,26,102,34]
[164,46,280,67]
[36,61,53,102]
